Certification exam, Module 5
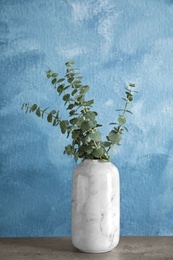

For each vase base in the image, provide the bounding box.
[73,241,119,254]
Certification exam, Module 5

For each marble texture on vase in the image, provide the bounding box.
[72,159,120,253]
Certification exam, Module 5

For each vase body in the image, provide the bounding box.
[72,159,120,253]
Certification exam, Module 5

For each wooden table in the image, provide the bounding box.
[0,237,172,260]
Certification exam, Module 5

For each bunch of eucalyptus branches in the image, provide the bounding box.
[21,61,137,161]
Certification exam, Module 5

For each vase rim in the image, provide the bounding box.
[83,159,110,163]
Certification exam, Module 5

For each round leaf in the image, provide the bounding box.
[118,116,126,125]
[92,147,105,158]
[60,120,67,134]
[108,130,122,144]
[89,130,102,142]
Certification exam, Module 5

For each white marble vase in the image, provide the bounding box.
[72,159,120,253]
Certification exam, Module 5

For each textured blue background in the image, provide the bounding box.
[0,0,173,237]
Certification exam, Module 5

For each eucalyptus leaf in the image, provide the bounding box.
[70,118,78,125]
[52,73,58,77]
[118,116,126,125]
[74,152,79,161]
[89,130,102,142]
[57,78,65,83]
[81,121,91,132]
[51,78,57,85]
[92,147,105,158]
[63,94,70,102]
[65,61,75,67]
[84,111,96,120]
[47,113,52,123]
[50,110,56,114]
[129,83,136,87]
[68,77,74,83]
[57,84,64,94]
[80,85,90,95]
[42,107,49,118]
[36,108,41,117]
[67,104,74,110]
[31,104,37,112]
[60,120,67,134]
[85,99,94,106]
[107,130,122,144]
[53,119,57,126]
[69,110,76,116]
[72,129,81,139]
[71,89,77,96]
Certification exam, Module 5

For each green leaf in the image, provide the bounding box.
[92,147,105,158]
[67,104,74,110]
[84,135,91,142]
[42,107,49,118]
[31,104,37,112]
[70,117,78,125]
[72,129,81,139]
[127,95,133,101]
[57,84,64,94]
[80,85,90,95]
[85,99,94,106]
[122,98,128,102]
[84,111,96,120]
[125,109,133,114]
[118,116,126,125]
[129,83,136,87]
[96,124,102,127]
[103,141,111,147]
[90,119,97,128]
[65,61,75,67]
[78,145,87,156]
[63,85,71,91]
[123,126,128,132]
[85,146,93,155]
[55,111,59,119]
[64,144,75,155]
[63,94,70,102]
[52,73,58,77]
[50,110,56,114]
[81,121,91,132]
[57,78,65,83]
[72,89,78,96]
[74,152,79,161]
[60,120,67,134]
[109,122,118,125]
[107,130,122,144]
[77,95,84,102]
[125,92,133,96]
[89,130,102,142]
[47,113,52,123]
[46,70,52,78]
[69,110,76,116]
[52,118,57,126]
[73,79,81,84]
[67,77,74,83]
[51,78,57,84]
[36,108,41,117]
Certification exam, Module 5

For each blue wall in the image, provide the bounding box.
[0,0,173,237]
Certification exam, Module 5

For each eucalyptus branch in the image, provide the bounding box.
[21,61,137,161]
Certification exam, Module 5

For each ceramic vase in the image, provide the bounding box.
[72,159,120,253]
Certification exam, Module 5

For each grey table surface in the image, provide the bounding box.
[0,237,172,260]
